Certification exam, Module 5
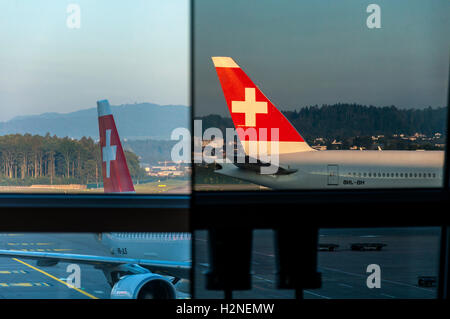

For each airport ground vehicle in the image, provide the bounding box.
[318,244,339,252]
[418,276,437,287]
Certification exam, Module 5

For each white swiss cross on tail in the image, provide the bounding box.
[102,129,117,178]
[232,88,267,127]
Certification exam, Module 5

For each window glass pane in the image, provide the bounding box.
[194,230,295,299]
[0,1,190,194]
[193,0,448,191]
[194,228,440,299]
[313,227,440,299]
[0,232,191,299]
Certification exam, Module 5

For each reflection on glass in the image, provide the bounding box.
[0,232,191,299]
[193,0,448,191]
[0,1,190,194]
[313,227,440,299]
[194,230,295,299]
[194,228,440,299]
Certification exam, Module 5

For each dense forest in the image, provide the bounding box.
[0,134,145,186]
[197,104,447,142]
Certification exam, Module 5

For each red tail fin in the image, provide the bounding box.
[97,100,135,193]
[212,57,313,154]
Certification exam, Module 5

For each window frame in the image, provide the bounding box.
[0,0,447,301]
[190,3,450,297]
[0,193,190,232]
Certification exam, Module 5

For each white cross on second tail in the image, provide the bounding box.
[231,87,267,127]
[102,129,117,178]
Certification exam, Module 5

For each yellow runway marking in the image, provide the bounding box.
[0,234,25,237]
[10,283,32,287]
[11,249,72,252]
[0,282,51,287]
[7,243,53,246]
[12,258,98,299]
[0,270,27,274]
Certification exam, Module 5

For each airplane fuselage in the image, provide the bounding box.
[98,232,191,263]
[218,150,444,189]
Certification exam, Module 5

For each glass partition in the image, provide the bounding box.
[193,0,449,191]
[0,1,190,194]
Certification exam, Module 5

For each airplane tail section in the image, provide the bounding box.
[212,57,313,155]
[97,100,135,193]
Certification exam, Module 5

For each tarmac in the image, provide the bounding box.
[194,227,440,299]
[0,228,440,299]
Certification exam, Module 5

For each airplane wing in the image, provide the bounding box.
[0,249,190,279]
[218,155,297,175]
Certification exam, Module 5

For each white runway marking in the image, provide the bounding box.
[303,290,332,299]
[319,266,435,294]
[253,274,274,283]
[253,251,275,257]
[253,274,332,299]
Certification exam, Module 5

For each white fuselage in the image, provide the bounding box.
[98,232,191,263]
[218,150,444,189]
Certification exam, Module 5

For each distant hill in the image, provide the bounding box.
[0,103,189,140]
[197,104,447,143]
[122,139,178,165]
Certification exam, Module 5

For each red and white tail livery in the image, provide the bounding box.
[211,57,443,189]
[212,56,313,155]
[97,100,135,193]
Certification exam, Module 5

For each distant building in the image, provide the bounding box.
[140,161,187,177]
[413,133,426,138]
[314,137,325,144]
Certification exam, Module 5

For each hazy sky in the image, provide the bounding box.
[194,0,449,117]
[0,0,189,122]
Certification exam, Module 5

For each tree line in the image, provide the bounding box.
[284,104,446,142]
[197,104,447,143]
[0,133,145,186]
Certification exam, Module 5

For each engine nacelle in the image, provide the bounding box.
[110,273,177,299]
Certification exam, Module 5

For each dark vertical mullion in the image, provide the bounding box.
[189,0,196,300]
[443,59,450,190]
[438,226,450,299]
[437,60,450,300]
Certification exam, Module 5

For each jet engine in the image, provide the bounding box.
[110,273,177,299]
